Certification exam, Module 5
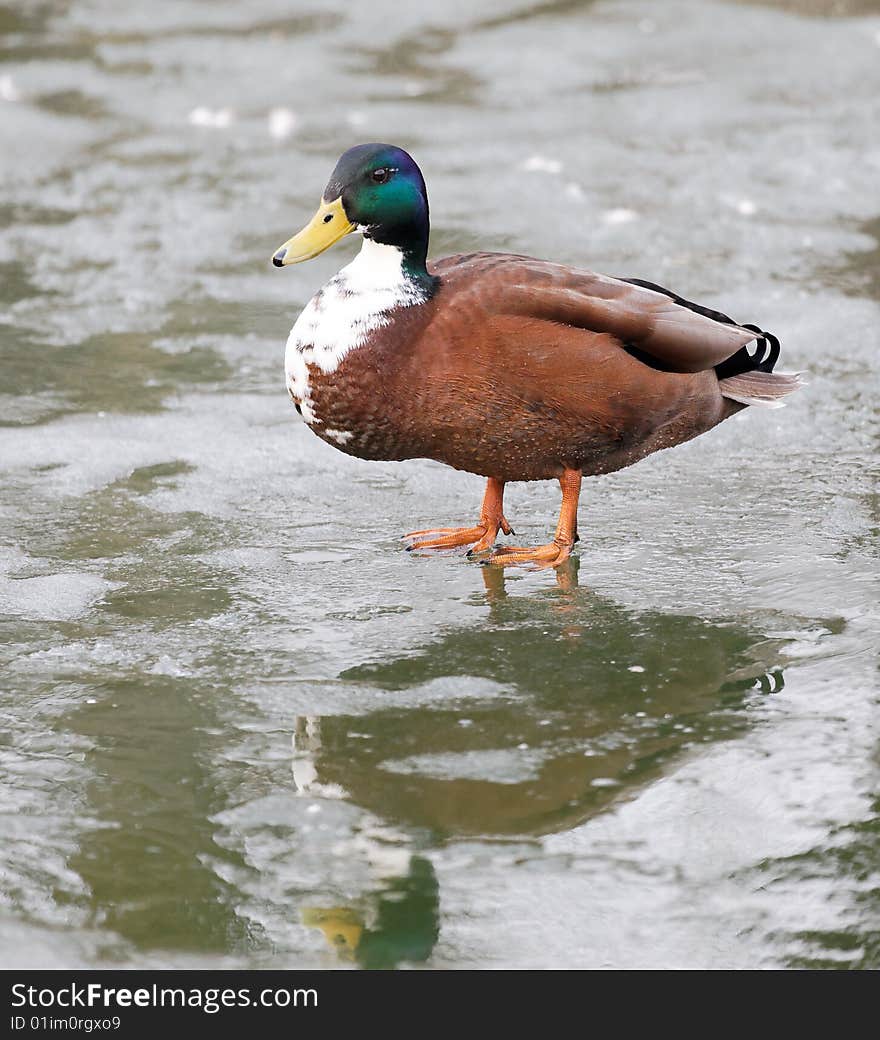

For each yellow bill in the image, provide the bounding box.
[272,197,354,266]
[301,906,364,957]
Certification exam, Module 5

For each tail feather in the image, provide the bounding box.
[719,370,805,408]
[619,276,801,408]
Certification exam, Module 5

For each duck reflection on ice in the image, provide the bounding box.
[302,560,786,836]
[299,856,440,970]
[297,560,786,964]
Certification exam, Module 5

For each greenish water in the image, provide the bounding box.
[1,0,878,969]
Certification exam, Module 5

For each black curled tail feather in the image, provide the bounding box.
[717,325,801,408]
[741,325,780,373]
[715,324,780,379]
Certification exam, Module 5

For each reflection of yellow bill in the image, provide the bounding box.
[272,197,354,266]
[301,906,364,956]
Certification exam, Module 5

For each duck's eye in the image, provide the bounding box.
[371,168,390,184]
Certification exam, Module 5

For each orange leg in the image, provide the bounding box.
[484,468,582,569]
[403,477,513,553]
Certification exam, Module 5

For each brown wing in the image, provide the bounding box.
[430,252,760,373]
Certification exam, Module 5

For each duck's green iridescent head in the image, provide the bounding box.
[272,143,431,275]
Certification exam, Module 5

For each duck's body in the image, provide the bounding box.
[287,242,758,483]
[274,144,800,567]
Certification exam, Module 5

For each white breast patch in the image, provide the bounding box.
[284,238,426,427]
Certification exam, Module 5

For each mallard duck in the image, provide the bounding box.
[272,143,800,567]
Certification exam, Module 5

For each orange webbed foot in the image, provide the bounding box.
[402,514,514,553]
[482,538,574,570]
[403,477,513,554]
[482,469,582,570]
[403,524,491,553]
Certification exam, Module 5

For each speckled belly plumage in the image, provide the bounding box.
[302,348,419,462]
